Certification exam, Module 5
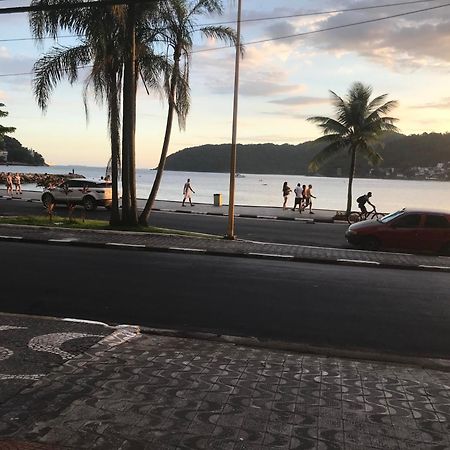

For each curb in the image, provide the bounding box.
[0,233,449,273]
[138,326,450,372]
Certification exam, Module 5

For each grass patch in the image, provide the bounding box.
[0,215,220,239]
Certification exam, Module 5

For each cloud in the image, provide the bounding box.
[244,2,450,70]
[269,96,329,106]
[195,43,304,97]
[411,98,450,109]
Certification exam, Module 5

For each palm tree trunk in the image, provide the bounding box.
[139,65,177,226]
[108,75,121,225]
[121,3,137,226]
[346,145,357,216]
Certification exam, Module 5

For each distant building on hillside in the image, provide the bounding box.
[0,150,7,162]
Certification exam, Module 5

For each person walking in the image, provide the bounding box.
[5,172,13,197]
[304,184,316,214]
[182,178,195,206]
[13,173,22,194]
[282,181,291,210]
[292,183,302,212]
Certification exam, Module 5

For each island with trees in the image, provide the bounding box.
[164,132,450,181]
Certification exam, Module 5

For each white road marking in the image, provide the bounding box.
[169,247,206,252]
[418,265,450,270]
[337,259,380,265]
[256,215,278,219]
[63,318,110,327]
[248,252,294,259]
[48,239,76,243]
[106,243,146,248]
[0,235,23,240]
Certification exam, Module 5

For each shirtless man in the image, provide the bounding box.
[5,172,13,196]
[182,178,195,206]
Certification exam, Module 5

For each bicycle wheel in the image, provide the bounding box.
[347,212,361,225]
[372,212,384,220]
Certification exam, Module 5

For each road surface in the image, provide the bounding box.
[2,241,449,358]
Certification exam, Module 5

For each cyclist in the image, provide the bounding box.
[356,192,375,218]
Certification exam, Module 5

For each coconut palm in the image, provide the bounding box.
[30,2,127,223]
[307,82,399,216]
[29,1,163,225]
[138,0,242,226]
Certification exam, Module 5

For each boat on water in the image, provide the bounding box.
[235,173,246,178]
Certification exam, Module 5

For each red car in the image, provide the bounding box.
[345,208,450,255]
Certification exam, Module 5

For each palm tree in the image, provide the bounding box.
[138,0,241,226]
[307,82,399,216]
[29,1,162,225]
[0,103,16,149]
[30,1,126,224]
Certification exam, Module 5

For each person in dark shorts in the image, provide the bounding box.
[357,192,374,216]
[292,183,302,212]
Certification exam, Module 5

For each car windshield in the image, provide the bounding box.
[380,209,405,223]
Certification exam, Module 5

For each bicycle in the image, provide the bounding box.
[347,207,384,225]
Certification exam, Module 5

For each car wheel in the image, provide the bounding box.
[362,236,380,251]
[83,195,97,211]
[42,193,55,208]
[347,212,360,225]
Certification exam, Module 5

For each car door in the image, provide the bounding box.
[381,213,422,251]
[416,214,450,253]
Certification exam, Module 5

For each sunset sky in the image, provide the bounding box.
[1,0,449,167]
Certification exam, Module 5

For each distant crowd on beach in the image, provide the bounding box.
[282,181,316,214]
[3,172,22,196]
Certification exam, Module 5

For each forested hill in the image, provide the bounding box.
[165,132,450,177]
[2,136,46,166]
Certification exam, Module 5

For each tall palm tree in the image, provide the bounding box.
[29,1,163,225]
[30,1,127,224]
[138,0,241,226]
[307,82,399,216]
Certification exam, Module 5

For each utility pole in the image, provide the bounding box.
[226,0,242,240]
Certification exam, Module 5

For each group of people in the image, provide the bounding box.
[4,172,22,196]
[282,182,316,214]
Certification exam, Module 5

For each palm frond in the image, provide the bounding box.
[308,140,346,172]
[357,143,383,166]
[307,116,349,136]
[32,44,91,111]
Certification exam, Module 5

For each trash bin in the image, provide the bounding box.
[213,193,222,207]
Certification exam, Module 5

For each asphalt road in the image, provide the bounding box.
[2,241,449,358]
[0,199,349,248]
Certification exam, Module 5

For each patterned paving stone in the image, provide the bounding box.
[0,334,449,449]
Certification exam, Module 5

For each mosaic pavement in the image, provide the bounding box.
[0,333,449,449]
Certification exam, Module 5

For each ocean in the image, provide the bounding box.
[3,164,449,213]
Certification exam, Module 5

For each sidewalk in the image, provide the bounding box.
[0,325,449,449]
[0,189,337,223]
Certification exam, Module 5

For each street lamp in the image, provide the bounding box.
[226,0,242,240]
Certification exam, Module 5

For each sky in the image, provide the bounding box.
[0,0,450,167]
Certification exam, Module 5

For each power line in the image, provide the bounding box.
[192,2,450,54]
[0,0,159,15]
[0,1,449,77]
[204,0,448,27]
[0,0,445,42]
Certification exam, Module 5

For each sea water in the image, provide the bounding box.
[2,164,449,212]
